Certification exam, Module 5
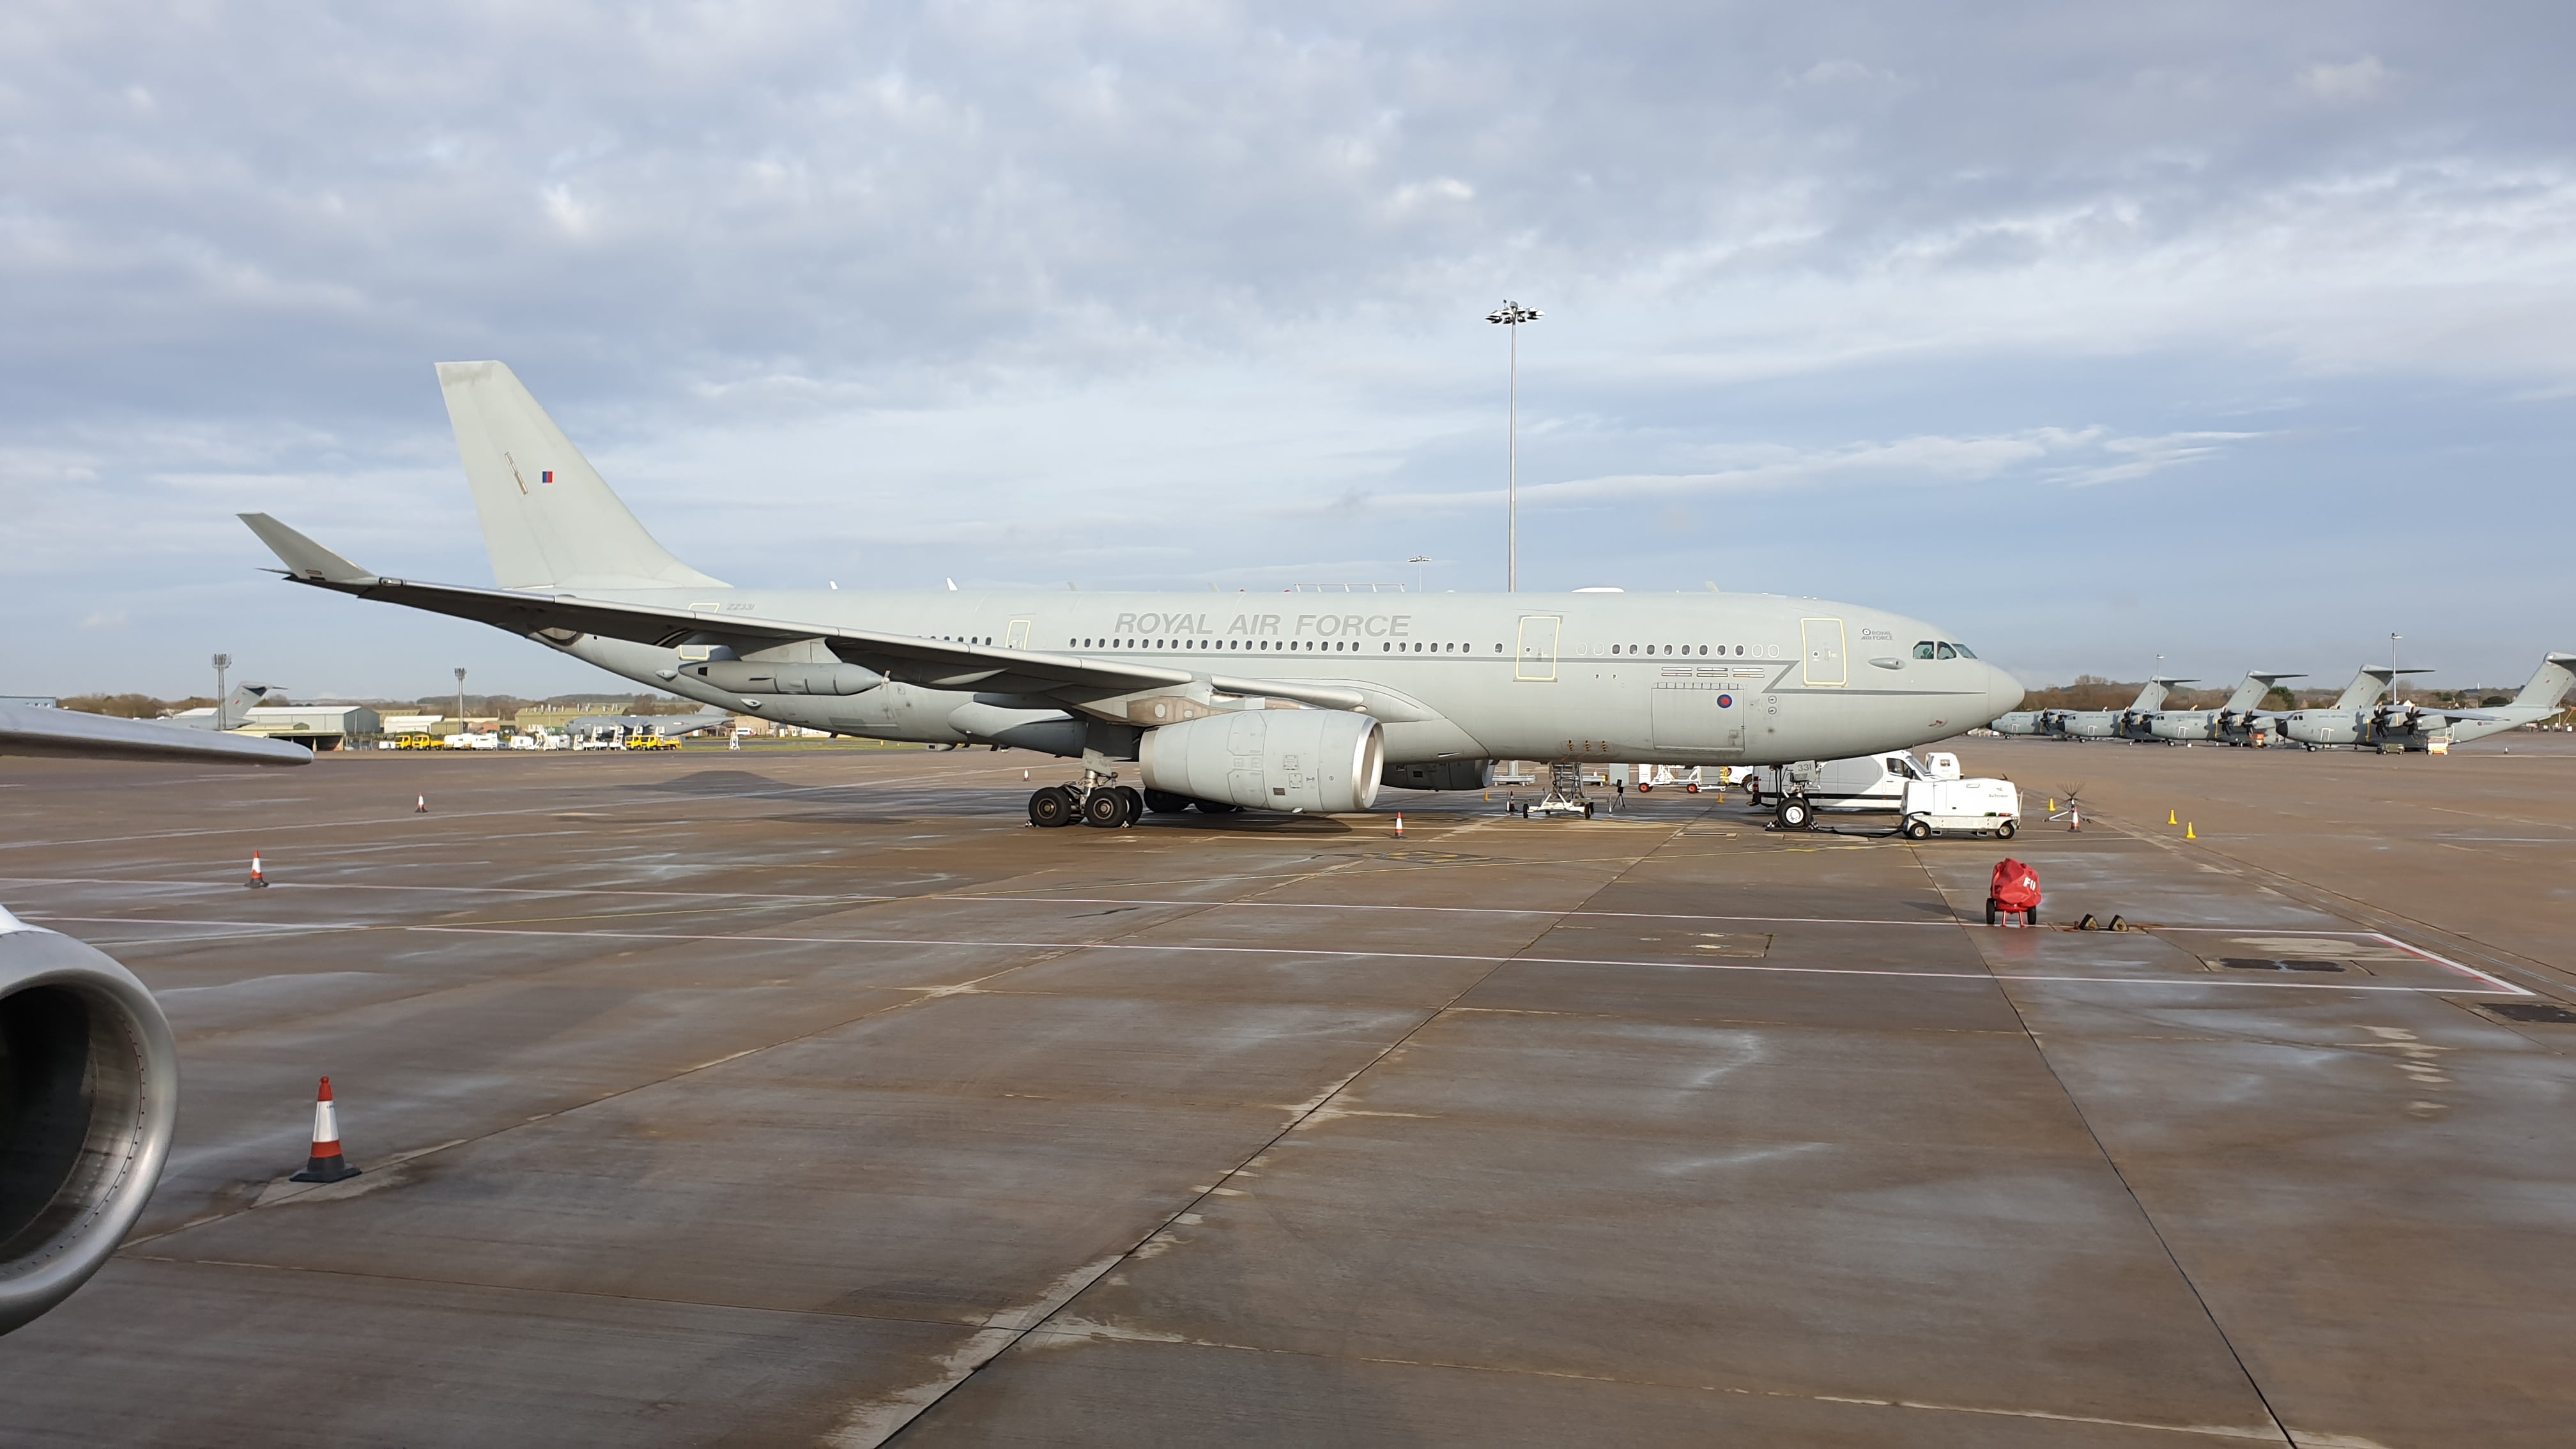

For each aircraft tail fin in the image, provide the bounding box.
[218,683,285,730]
[2331,666,2430,712]
[2510,653,2576,711]
[2221,671,2303,714]
[435,362,728,592]
[2129,676,2195,712]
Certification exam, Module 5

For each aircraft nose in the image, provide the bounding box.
[1983,663,2025,721]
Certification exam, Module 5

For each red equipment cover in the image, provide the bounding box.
[1990,858,2041,910]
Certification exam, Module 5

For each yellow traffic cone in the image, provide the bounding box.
[2167,809,2177,825]
[2186,822,2197,840]
[2046,797,2055,811]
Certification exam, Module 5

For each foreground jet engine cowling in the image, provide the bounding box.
[1139,709,1384,814]
[0,915,180,1335]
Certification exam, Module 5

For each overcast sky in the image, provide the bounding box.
[6,2,2572,700]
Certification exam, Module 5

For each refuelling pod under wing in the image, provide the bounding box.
[1140,710,1384,813]
[1,919,179,1335]
[681,661,884,696]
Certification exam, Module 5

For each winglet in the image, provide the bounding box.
[238,514,378,585]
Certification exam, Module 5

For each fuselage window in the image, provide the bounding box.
[1935,643,1957,660]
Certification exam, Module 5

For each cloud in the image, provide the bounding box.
[2299,56,2389,102]
[0,5,2570,691]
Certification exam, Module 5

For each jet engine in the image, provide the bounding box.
[680,661,884,696]
[1,921,178,1335]
[1138,709,1384,814]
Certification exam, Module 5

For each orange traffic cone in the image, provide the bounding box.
[2068,806,2082,832]
[289,1077,361,1183]
[247,852,268,889]
[415,793,427,813]
[1394,813,1404,837]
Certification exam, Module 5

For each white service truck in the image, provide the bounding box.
[1750,751,2020,839]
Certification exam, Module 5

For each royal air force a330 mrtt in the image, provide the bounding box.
[240,361,2022,827]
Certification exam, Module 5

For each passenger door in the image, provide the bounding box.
[1800,617,1847,687]
[1006,618,1032,650]
[1515,616,1561,682]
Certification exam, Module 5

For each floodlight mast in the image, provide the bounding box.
[212,653,230,705]
[1487,300,1542,592]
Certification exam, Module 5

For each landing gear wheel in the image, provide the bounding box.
[1997,819,2018,839]
[1195,799,1240,814]
[1117,786,1145,824]
[1142,788,1192,815]
[1029,787,1075,828]
[1777,797,1813,830]
[1082,790,1129,828]
[1903,818,1933,841]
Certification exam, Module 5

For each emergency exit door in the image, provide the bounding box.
[1515,616,1561,682]
[1006,618,1032,649]
[1800,617,1847,687]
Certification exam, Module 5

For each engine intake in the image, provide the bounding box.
[1139,709,1384,814]
[1,924,178,1335]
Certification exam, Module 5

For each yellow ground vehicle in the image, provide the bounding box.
[627,735,679,751]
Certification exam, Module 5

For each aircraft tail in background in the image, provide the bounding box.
[436,361,729,594]
[2222,671,2303,714]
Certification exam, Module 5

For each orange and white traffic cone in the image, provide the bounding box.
[415,793,427,813]
[247,852,268,889]
[1393,813,1404,837]
[2068,806,2081,832]
[289,1077,362,1183]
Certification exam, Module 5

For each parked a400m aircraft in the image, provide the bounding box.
[240,362,2020,825]
[2277,656,2575,750]
[2131,671,2303,745]
[1991,675,2193,741]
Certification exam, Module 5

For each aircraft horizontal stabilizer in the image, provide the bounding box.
[239,514,377,585]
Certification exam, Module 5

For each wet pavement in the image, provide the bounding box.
[1,735,2570,1446]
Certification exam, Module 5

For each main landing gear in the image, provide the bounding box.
[1027,772,1154,829]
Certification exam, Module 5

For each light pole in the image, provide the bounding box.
[1487,300,1542,591]
[1408,556,1430,594]
[212,653,230,705]
[454,667,468,726]
[2389,633,2403,703]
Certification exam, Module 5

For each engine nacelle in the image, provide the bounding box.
[1139,709,1384,813]
[681,661,884,696]
[1382,758,1494,792]
[1,921,178,1335]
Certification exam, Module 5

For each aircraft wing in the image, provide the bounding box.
[0,703,312,766]
[241,514,1368,713]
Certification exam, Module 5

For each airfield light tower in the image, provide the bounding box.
[212,654,230,706]
[454,667,467,727]
[2389,633,2403,702]
[1487,300,1542,592]
[1409,556,1430,594]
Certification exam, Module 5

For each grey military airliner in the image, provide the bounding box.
[1991,676,2191,741]
[241,362,2020,827]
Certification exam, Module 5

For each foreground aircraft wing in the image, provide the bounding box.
[0,703,312,766]
[240,514,1367,713]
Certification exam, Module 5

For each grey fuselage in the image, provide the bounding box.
[547,587,2023,769]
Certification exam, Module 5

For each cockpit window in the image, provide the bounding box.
[1952,643,1977,659]
[1913,641,1937,659]
[1935,643,1958,660]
